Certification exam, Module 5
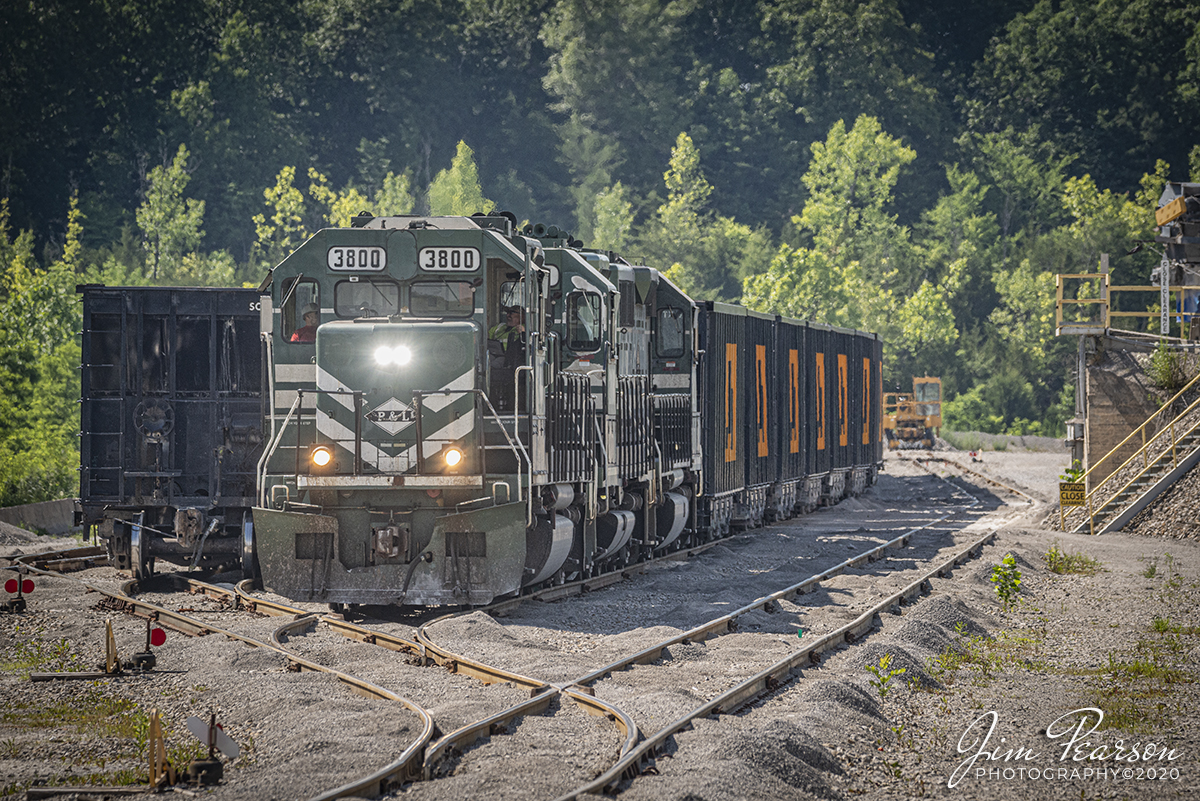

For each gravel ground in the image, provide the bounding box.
[3,446,1198,801]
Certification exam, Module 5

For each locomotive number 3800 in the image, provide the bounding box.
[419,247,478,271]
[327,246,387,271]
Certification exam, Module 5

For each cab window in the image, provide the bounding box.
[656,307,685,357]
[334,279,400,318]
[567,291,602,352]
[282,279,320,343]
[411,280,475,316]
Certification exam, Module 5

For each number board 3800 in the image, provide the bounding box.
[419,247,479,271]
[327,246,386,271]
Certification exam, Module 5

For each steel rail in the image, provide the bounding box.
[555,466,1001,799]
[904,454,1036,504]
[266,616,437,800]
[411,464,995,789]
[15,554,637,795]
[11,554,436,801]
[12,458,1013,799]
[555,525,999,799]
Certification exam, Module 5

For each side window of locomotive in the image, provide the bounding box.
[282,279,320,344]
[334,279,400,318]
[567,291,602,352]
[655,307,686,358]
[498,280,523,310]
[411,281,475,317]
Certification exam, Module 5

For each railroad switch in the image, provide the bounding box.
[29,618,169,681]
[2,571,34,613]
[184,713,239,786]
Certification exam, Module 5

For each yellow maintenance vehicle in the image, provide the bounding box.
[883,377,942,449]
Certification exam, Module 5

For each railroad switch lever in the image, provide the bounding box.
[185,713,240,786]
[2,571,34,613]
[28,618,167,682]
[126,617,168,671]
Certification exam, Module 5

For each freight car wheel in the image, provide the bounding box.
[241,511,259,582]
[130,512,155,582]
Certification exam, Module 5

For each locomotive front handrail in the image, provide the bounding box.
[257,394,302,507]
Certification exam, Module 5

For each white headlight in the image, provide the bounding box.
[374,345,412,367]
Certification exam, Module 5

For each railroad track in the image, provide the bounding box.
[1,461,1035,799]
[3,555,437,799]
[404,461,1034,799]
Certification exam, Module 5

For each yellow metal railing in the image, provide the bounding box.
[1069,370,1200,534]
[1056,271,1200,338]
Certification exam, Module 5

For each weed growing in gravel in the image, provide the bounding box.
[941,430,982,451]
[990,554,1022,609]
[2,689,139,739]
[1152,616,1200,635]
[1080,610,1199,734]
[0,781,30,798]
[865,653,907,699]
[1142,559,1158,579]
[1,737,16,757]
[1044,543,1102,575]
[1058,460,1085,482]
[0,624,87,677]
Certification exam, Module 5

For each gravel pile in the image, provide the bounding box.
[1125,462,1200,540]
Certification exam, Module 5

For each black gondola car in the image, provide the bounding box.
[76,286,263,577]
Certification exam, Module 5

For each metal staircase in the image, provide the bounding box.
[1066,371,1200,535]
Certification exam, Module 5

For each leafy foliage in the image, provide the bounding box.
[990,554,1023,610]
[0,0,1195,502]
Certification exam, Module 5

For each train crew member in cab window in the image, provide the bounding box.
[489,306,524,353]
[488,307,525,410]
[291,303,320,342]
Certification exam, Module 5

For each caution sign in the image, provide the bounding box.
[1059,482,1086,507]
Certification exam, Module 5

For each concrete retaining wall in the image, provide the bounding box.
[1085,346,1161,489]
[0,498,76,535]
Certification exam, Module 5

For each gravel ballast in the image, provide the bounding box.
[2,448,1198,800]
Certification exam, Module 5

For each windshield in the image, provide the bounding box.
[335,279,400,318]
[411,280,475,316]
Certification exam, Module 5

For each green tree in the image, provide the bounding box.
[375,171,417,217]
[958,127,1074,267]
[745,116,927,348]
[253,166,311,269]
[965,0,1200,192]
[591,182,635,252]
[428,141,495,216]
[0,196,85,504]
[542,0,696,219]
[641,132,774,301]
[136,144,205,281]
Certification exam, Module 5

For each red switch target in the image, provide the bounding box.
[22,580,33,594]
[4,579,15,594]
[150,628,167,647]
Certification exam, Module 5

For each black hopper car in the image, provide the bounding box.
[77,213,882,607]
